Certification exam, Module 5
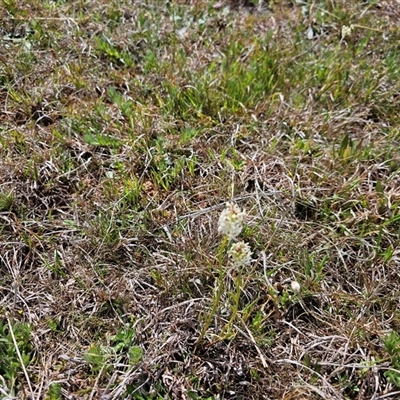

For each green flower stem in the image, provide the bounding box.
[195,236,228,347]
[221,269,242,339]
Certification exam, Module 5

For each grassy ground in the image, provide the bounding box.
[1,0,400,398]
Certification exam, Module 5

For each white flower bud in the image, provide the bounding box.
[291,281,301,293]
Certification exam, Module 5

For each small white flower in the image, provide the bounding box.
[218,202,246,240]
[228,241,252,268]
[341,25,354,39]
[290,281,301,293]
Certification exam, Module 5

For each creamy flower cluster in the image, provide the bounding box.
[341,24,354,39]
[218,202,246,241]
[228,241,253,268]
[218,202,252,268]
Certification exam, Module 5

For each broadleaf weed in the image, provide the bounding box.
[383,331,400,387]
[0,319,33,396]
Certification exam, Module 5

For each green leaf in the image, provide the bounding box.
[376,180,384,195]
[128,346,143,364]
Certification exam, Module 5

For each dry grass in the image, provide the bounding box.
[1,0,400,399]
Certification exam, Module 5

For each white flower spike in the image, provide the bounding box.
[218,202,246,241]
[228,241,253,268]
